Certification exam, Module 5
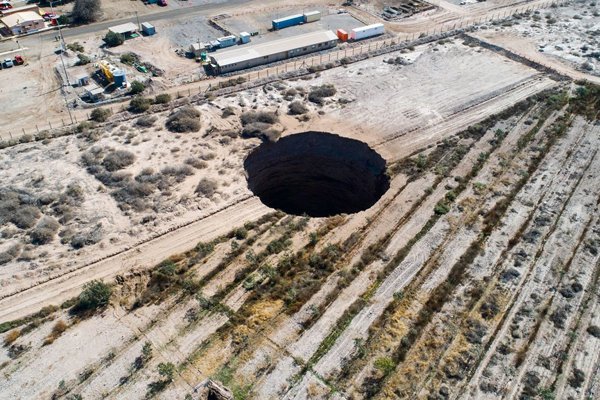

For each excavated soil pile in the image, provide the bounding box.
[244,132,389,217]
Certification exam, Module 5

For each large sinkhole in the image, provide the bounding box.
[244,132,390,218]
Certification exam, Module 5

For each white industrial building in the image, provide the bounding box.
[210,30,338,74]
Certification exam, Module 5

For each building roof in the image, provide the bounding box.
[1,11,43,27]
[211,30,337,67]
[108,22,138,34]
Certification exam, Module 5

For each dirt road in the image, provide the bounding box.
[0,197,269,324]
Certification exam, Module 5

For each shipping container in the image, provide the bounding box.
[272,14,304,30]
[141,22,155,36]
[217,35,237,48]
[239,31,251,44]
[303,11,321,23]
[336,28,348,42]
[350,23,385,40]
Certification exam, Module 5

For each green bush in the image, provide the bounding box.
[129,96,152,113]
[76,53,91,65]
[67,42,84,52]
[154,93,171,104]
[434,201,450,215]
[104,31,124,47]
[120,52,137,65]
[129,80,146,95]
[75,280,112,311]
[90,108,111,122]
[374,357,396,376]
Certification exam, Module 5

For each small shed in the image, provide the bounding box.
[239,32,250,44]
[86,85,105,102]
[141,22,155,36]
[108,22,138,36]
[77,75,90,86]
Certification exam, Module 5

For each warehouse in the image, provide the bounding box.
[210,30,338,74]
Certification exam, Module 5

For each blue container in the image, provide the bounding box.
[272,14,304,30]
[113,69,127,87]
[217,35,237,48]
[141,22,155,36]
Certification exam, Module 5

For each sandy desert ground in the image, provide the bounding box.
[0,0,599,399]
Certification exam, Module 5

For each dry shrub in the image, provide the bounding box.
[12,206,41,229]
[240,111,278,126]
[195,178,218,197]
[44,320,68,345]
[308,84,336,105]
[242,122,281,142]
[288,101,309,115]
[221,106,235,118]
[102,150,135,171]
[30,216,60,245]
[136,115,157,127]
[4,329,21,346]
[166,106,201,133]
[161,165,194,182]
[185,157,208,169]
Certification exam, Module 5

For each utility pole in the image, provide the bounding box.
[135,11,141,31]
[50,0,74,124]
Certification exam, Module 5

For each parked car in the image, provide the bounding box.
[158,0,167,6]
[14,55,24,65]
[3,59,14,68]
[0,2,12,11]
[42,12,57,21]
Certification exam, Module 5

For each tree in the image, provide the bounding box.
[142,341,153,361]
[103,31,124,47]
[129,96,152,113]
[157,362,175,382]
[75,280,112,311]
[90,108,111,122]
[129,80,146,95]
[72,0,101,24]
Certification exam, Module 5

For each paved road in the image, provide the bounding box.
[42,0,251,40]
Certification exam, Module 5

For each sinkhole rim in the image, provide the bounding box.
[244,131,390,218]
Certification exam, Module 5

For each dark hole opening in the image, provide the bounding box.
[244,132,390,218]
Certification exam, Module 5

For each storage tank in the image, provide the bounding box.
[336,28,348,42]
[350,23,385,40]
[239,31,251,44]
[217,35,237,48]
[303,11,321,23]
[272,14,304,30]
[113,69,127,87]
